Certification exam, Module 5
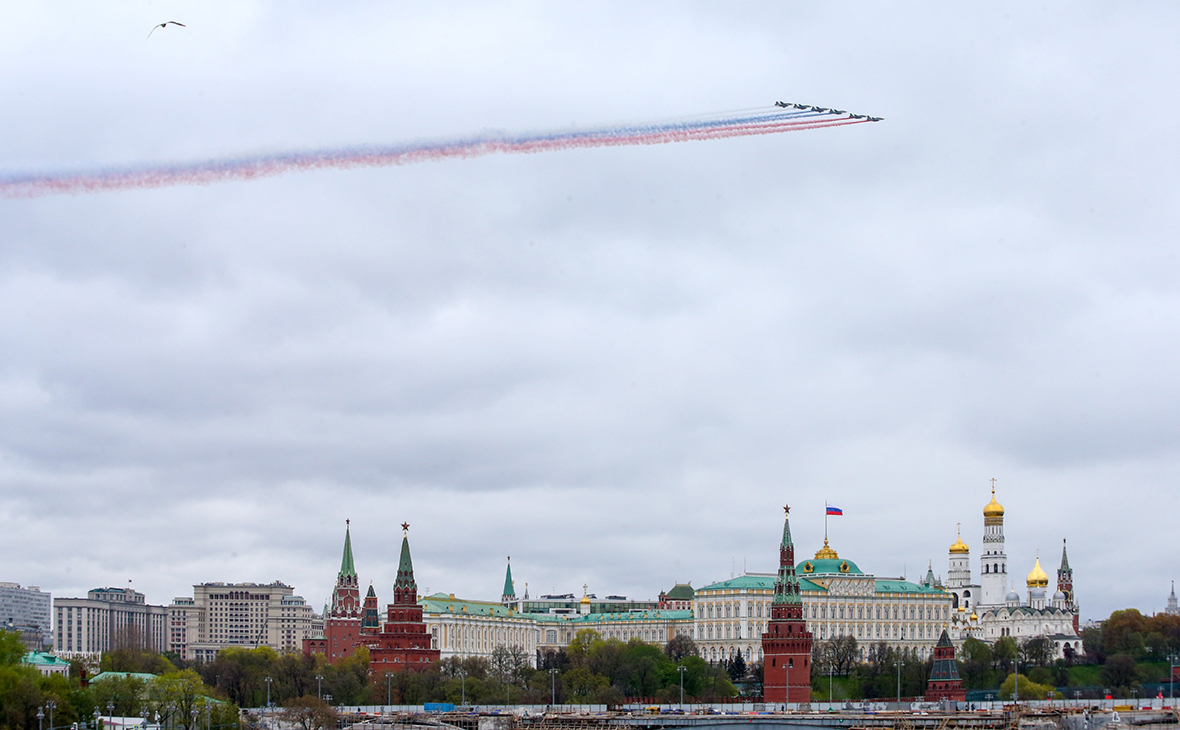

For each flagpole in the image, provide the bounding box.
[824,502,829,544]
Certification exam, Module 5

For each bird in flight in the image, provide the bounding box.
[148,21,186,38]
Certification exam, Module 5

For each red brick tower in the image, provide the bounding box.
[762,504,813,704]
[926,629,966,702]
[304,520,363,662]
[366,523,439,674]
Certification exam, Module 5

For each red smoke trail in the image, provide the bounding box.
[1,107,875,198]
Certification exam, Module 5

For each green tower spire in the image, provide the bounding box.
[339,520,357,579]
[502,557,515,601]
[393,522,418,603]
[773,504,802,606]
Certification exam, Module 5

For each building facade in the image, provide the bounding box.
[54,587,167,659]
[1,582,52,650]
[169,581,319,662]
[696,559,951,664]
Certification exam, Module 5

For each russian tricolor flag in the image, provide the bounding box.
[826,504,843,516]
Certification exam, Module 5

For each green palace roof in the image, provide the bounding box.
[664,584,695,600]
[797,558,864,575]
[22,652,70,667]
[561,609,692,623]
[90,672,158,682]
[420,593,519,618]
[698,574,826,593]
[873,579,945,594]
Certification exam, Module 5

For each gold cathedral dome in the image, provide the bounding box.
[949,525,969,554]
[983,484,1005,519]
[1026,556,1049,588]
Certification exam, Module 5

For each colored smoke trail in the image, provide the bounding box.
[0,105,878,198]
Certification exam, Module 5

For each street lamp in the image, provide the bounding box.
[677,665,687,708]
[549,668,558,707]
[191,708,198,730]
[316,675,323,701]
[895,659,902,704]
[458,670,466,706]
[93,707,101,730]
[46,700,56,730]
[385,672,394,707]
[323,695,331,707]
[38,707,44,730]
[1169,655,1178,700]
[107,702,114,724]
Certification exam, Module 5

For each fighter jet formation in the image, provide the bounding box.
[775,100,881,122]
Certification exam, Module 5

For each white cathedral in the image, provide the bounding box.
[945,483,1082,659]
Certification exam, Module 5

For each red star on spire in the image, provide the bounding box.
[401,522,410,532]
[784,504,791,516]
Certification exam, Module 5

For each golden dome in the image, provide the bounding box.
[814,538,839,560]
[970,612,978,621]
[949,525,969,554]
[983,484,1005,519]
[1026,556,1049,588]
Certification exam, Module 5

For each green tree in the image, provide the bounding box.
[149,670,208,730]
[993,636,1017,674]
[91,674,148,717]
[726,653,746,682]
[0,630,26,666]
[1104,610,1149,658]
[998,672,1060,701]
[1100,654,1142,694]
[664,635,698,662]
[959,637,993,690]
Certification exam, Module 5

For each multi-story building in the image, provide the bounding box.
[532,588,693,661]
[169,581,319,662]
[54,588,168,659]
[696,549,951,665]
[0,582,52,650]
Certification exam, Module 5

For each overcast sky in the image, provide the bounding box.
[3,2,1178,624]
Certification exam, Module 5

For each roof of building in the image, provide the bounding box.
[339,522,356,579]
[664,583,694,600]
[983,486,1005,519]
[538,609,694,625]
[502,558,514,599]
[90,672,158,682]
[421,593,518,618]
[1026,556,1050,588]
[798,557,864,575]
[698,574,826,593]
[873,579,945,594]
[22,652,70,667]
